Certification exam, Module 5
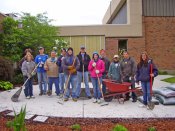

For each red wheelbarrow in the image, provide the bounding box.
[103,79,139,104]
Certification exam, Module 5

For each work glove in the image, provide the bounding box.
[27,73,31,78]
[95,70,100,74]
[68,66,74,70]
[31,72,36,76]
[69,68,76,74]
[44,65,49,71]
[92,62,96,67]
[61,57,64,61]
[39,61,44,67]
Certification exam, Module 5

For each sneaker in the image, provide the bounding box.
[30,96,35,99]
[132,98,137,102]
[72,98,77,102]
[58,94,63,98]
[26,96,30,99]
[93,99,97,103]
[39,92,43,96]
[88,96,92,99]
[139,104,146,108]
[64,98,69,101]
[47,90,52,96]
[97,99,101,104]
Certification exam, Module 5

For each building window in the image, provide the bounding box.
[111,1,127,24]
[118,40,127,54]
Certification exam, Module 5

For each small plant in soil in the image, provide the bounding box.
[113,124,128,131]
[70,124,81,131]
[6,105,27,131]
[148,126,156,131]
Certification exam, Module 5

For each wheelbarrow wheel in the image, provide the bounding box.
[104,96,113,102]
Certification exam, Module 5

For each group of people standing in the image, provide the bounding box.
[20,45,158,107]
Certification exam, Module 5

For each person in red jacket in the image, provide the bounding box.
[88,52,105,104]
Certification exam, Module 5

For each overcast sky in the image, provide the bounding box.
[0,0,111,26]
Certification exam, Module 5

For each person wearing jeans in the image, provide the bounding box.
[62,47,80,102]
[136,51,158,107]
[57,48,67,96]
[44,51,60,96]
[75,45,91,99]
[35,47,48,95]
[120,51,137,102]
[21,54,36,99]
[64,74,77,99]
[88,52,105,104]
[99,49,110,94]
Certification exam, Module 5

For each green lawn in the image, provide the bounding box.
[162,77,175,83]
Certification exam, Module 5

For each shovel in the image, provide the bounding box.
[57,73,71,105]
[95,67,109,106]
[147,61,155,110]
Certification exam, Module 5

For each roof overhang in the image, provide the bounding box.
[58,0,143,37]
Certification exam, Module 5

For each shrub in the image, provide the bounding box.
[6,106,27,131]
[148,127,156,131]
[158,70,168,75]
[70,124,81,131]
[12,73,24,85]
[113,124,128,131]
[0,81,13,90]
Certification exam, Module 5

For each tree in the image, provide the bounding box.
[0,12,66,62]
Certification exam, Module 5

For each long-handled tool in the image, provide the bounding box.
[147,60,155,110]
[95,67,109,106]
[57,73,71,105]
[11,62,40,102]
[57,58,76,105]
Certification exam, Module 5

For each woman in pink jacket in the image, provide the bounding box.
[88,52,105,103]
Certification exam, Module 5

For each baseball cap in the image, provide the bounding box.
[38,47,44,50]
[113,55,119,58]
[80,45,85,49]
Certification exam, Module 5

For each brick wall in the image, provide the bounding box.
[144,17,175,70]
[105,38,118,61]
[105,16,175,70]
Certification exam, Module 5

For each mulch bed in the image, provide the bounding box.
[0,110,175,131]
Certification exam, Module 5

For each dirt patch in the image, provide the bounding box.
[1,112,175,131]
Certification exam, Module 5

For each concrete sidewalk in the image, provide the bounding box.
[0,75,175,119]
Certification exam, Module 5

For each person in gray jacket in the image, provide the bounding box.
[108,55,121,82]
[120,51,137,102]
[62,47,80,102]
[21,54,36,99]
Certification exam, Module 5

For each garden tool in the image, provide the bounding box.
[11,62,40,102]
[57,58,76,105]
[94,66,109,106]
[147,60,155,110]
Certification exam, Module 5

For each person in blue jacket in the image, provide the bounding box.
[136,51,158,107]
[35,47,48,95]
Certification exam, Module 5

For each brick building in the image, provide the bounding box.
[59,0,175,72]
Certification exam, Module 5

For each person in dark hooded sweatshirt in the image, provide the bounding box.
[136,51,158,108]
[99,49,110,94]
[62,47,80,102]
[75,45,92,99]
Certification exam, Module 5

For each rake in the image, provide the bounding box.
[11,62,40,102]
